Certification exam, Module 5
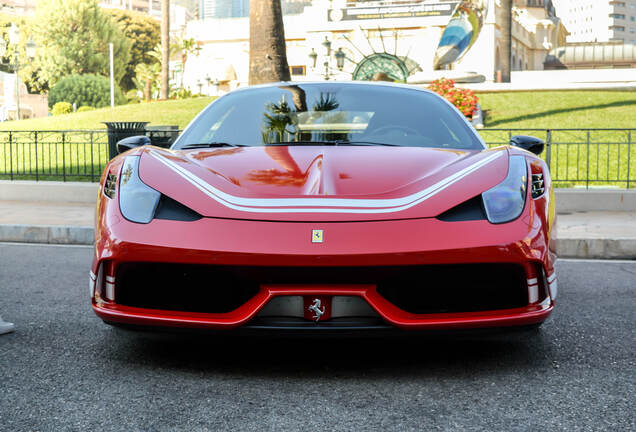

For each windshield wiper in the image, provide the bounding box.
[268,140,399,147]
[338,141,400,147]
[181,142,245,149]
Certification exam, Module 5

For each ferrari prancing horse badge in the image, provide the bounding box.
[311,229,323,243]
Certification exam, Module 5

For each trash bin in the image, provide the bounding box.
[146,125,180,148]
[103,121,149,159]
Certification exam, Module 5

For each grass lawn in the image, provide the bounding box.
[478,91,636,129]
[477,91,636,188]
[1,90,634,186]
[2,90,634,131]
[0,97,216,131]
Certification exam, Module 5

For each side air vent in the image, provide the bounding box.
[103,173,117,199]
[436,196,487,222]
[531,173,544,198]
[154,194,202,221]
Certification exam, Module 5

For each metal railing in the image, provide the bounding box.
[480,129,635,189]
[0,129,179,182]
[1,128,634,188]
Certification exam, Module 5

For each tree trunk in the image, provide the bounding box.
[160,0,170,99]
[249,0,290,85]
[181,53,187,88]
[500,0,512,83]
[144,79,151,101]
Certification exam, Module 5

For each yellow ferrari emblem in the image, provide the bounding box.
[312,229,323,243]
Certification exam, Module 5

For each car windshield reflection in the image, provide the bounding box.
[174,83,484,150]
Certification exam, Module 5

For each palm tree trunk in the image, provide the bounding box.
[144,79,151,101]
[181,53,187,88]
[249,0,290,85]
[500,0,512,83]
[160,0,170,99]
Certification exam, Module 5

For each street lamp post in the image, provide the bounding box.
[308,37,345,80]
[0,23,36,121]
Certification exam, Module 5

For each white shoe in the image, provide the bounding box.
[0,316,15,335]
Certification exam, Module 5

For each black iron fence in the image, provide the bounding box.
[480,129,634,189]
[0,129,179,182]
[0,128,634,188]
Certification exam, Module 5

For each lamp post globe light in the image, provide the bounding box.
[308,48,318,68]
[0,23,37,121]
[308,36,345,81]
[334,47,345,70]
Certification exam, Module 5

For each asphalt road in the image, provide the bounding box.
[0,243,634,432]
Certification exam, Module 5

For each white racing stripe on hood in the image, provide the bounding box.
[147,149,503,214]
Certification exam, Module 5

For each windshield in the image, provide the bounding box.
[173,84,484,150]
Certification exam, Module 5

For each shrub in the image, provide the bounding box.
[172,88,193,100]
[49,74,125,109]
[428,78,479,118]
[77,106,95,113]
[125,89,141,104]
[106,9,160,91]
[33,0,130,90]
[51,102,73,116]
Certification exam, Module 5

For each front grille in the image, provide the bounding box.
[115,262,528,315]
[375,263,528,313]
[116,263,260,313]
[103,173,117,199]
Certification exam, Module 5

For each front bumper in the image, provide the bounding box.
[91,209,556,331]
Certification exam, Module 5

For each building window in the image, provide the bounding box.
[289,65,306,76]
[610,13,626,19]
[610,25,626,31]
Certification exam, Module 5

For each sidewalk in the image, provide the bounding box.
[0,200,634,259]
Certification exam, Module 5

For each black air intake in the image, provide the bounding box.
[103,173,117,199]
[531,173,544,198]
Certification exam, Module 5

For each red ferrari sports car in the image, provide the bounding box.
[91,82,557,333]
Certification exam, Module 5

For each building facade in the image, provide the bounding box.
[198,0,311,19]
[182,0,568,94]
[0,0,37,15]
[99,0,194,33]
[553,0,636,44]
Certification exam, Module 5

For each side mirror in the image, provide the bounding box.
[510,135,544,155]
[117,135,151,154]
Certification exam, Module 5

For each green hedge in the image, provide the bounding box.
[51,102,73,116]
[49,74,125,109]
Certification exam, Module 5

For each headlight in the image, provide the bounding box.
[119,156,161,224]
[482,155,528,224]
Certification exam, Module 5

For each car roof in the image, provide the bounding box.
[231,80,437,95]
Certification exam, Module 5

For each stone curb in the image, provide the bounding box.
[1,223,634,259]
[0,224,94,245]
[557,238,636,260]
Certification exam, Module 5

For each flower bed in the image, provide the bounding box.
[428,78,479,119]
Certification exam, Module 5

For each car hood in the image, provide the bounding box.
[138,145,509,222]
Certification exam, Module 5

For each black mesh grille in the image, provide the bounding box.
[103,173,117,199]
[115,262,528,314]
[375,263,528,313]
[532,173,545,198]
[116,263,260,313]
